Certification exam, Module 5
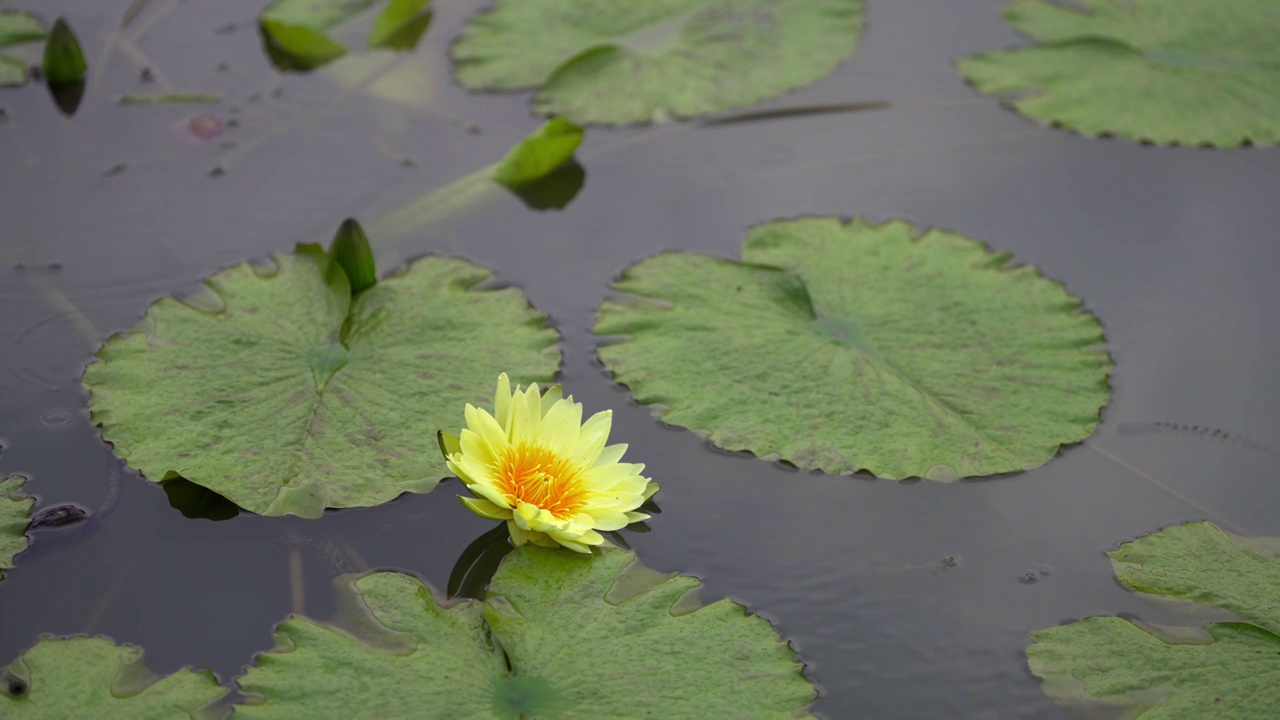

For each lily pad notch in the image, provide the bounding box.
[450,0,865,124]
[84,220,560,518]
[1028,521,1280,717]
[595,216,1112,481]
[234,546,816,718]
[958,0,1280,147]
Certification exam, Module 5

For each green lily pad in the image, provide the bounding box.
[0,11,46,49]
[84,244,559,517]
[1028,522,1280,717]
[595,217,1111,480]
[1,475,33,581]
[450,0,864,124]
[1,636,228,718]
[958,0,1280,147]
[235,546,815,718]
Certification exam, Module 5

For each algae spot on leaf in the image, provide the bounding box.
[83,242,560,517]
[1028,522,1280,717]
[450,0,865,125]
[235,546,816,718]
[958,0,1280,147]
[1,636,228,717]
[594,216,1112,480]
[0,475,34,581]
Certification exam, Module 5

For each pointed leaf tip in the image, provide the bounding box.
[328,218,377,295]
[43,18,86,84]
[369,0,433,51]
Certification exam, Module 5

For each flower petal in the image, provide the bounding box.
[437,430,461,460]
[493,373,513,436]
[458,495,512,521]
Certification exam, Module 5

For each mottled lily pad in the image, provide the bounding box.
[959,0,1280,147]
[451,0,864,124]
[595,217,1111,480]
[84,244,559,517]
[1,636,228,718]
[235,546,815,718]
[0,10,47,87]
[1028,522,1280,717]
[0,475,33,580]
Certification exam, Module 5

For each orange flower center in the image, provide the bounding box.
[494,443,587,519]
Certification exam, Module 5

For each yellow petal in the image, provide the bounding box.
[437,430,461,460]
[464,405,508,457]
[470,482,512,509]
[458,495,512,521]
[493,373,513,435]
[540,384,563,415]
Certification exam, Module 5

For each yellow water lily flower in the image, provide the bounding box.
[439,374,658,553]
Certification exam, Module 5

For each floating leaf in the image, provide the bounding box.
[0,11,46,49]
[327,218,377,295]
[84,244,559,517]
[259,0,378,71]
[0,476,33,581]
[595,217,1111,480]
[491,117,584,189]
[451,0,864,124]
[958,0,1280,147]
[42,18,86,84]
[0,55,25,88]
[1,636,228,717]
[235,547,815,718]
[1028,522,1280,717]
[368,0,432,51]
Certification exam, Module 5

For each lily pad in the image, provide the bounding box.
[84,244,559,517]
[595,217,1111,480]
[1,475,33,580]
[958,0,1280,147]
[450,0,864,124]
[1,636,228,718]
[235,546,815,718]
[0,11,45,49]
[1028,522,1280,717]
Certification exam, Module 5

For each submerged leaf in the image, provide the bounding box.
[451,0,864,124]
[0,636,227,717]
[83,245,559,517]
[235,547,815,718]
[42,18,86,84]
[1028,522,1280,717]
[958,0,1280,147]
[491,118,584,189]
[595,217,1112,480]
[0,11,47,50]
[368,0,432,51]
[0,476,33,581]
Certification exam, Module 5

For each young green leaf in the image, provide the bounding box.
[260,19,347,71]
[491,118,584,189]
[368,0,433,51]
[42,18,86,84]
[327,218,377,295]
[0,55,26,87]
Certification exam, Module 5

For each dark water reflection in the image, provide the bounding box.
[2,0,1280,717]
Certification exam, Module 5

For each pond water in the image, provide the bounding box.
[2,0,1279,717]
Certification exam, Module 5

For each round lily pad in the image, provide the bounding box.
[958,0,1280,147]
[1028,522,1280,717]
[84,245,559,517]
[235,546,815,718]
[595,217,1111,480]
[1,636,227,718]
[1,475,33,581]
[450,0,864,124]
